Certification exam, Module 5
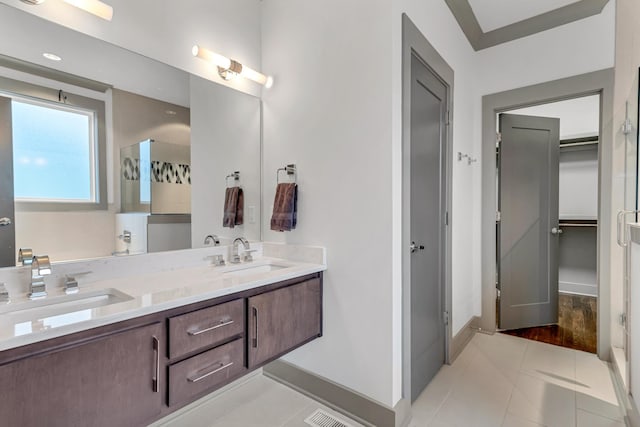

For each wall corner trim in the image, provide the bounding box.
[450,316,479,363]
[445,0,611,51]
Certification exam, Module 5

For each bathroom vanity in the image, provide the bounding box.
[0,244,325,427]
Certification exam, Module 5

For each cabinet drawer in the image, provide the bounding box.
[169,299,244,359]
[168,338,246,406]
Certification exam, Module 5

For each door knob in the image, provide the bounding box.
[410,242,425,253]
[0,217,11,226]
[551,227,563,235]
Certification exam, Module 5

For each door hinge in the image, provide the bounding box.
[446,110,451,126]
[445,211,449,226]
[497,132,502,143]
[443,311,449,326]
[496,211,501,222]
[620,313,627,326]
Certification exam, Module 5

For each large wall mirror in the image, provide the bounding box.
[0,4,262,267]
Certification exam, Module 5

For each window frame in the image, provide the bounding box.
[0,75,107,211]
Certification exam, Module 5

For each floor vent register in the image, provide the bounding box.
[304,409,355,427]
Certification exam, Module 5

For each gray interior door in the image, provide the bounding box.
[498,113,560,330]
[0,96,15,267]
[410,54,447,401]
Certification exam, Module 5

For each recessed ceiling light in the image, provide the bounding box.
[43,53,62,61]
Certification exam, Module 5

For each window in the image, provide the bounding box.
[0,75,107,211]
[12,98,98,203]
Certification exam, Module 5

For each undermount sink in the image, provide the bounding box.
[0,289,133,332]
[223,263,289,277]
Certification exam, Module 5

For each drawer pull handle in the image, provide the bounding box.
[152,336,160,393]
[187,361,234,383]
[187,319,234,336]
[252,306,259,348]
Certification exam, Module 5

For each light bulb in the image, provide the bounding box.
[63,0,113,21]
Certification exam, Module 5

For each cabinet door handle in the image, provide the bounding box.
[187,319,234,336]
[252,306,259,348]
[187,361,234,383]
[152,336,160,393]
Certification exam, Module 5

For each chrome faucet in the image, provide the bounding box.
[231,237,250,264]
[29,255,51,299]
[204,235,220,246]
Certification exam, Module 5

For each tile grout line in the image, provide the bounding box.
[573,351,578,427]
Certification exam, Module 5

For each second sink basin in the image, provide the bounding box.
[223,263,289,277]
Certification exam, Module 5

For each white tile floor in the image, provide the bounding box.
[153,374,365,427]
[153,333,625,427]
[410,333,626,427]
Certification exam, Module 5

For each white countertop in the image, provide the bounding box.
[0,244,326,352]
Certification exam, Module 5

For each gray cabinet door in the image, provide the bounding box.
[0,322,163,427]
[248,278,322,369]
[499,113,560,330]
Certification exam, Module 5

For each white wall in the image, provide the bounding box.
[261,0,616,409]
[261,0,395,407]
[507,95,600,140]
[477,2,616,97]
[190,75,262,246]
[0,0,263,97]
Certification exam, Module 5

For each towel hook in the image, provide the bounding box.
[277,164,296,184]
[225,171,240,187]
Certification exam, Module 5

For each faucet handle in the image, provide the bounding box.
[64,271,91,295]
[204,255,225,267]
[243,249,258,263]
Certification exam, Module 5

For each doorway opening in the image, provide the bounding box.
[495,95,601,353]
[480,70,614,360]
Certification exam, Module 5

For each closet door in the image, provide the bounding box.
[499,113,560,330]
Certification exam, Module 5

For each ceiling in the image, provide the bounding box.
[445,0,611,51]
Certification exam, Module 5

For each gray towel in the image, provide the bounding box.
[223,187,244,228]
[270,183,297,232]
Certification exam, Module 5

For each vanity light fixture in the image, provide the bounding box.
[192,45,273,89]
[62,0,113,21]
[42,52,62,61]
[19,0,113,21]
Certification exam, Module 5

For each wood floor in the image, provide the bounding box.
[501,293,597,353]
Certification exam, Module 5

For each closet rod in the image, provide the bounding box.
[559,223,598,227]
[560,141,599,148]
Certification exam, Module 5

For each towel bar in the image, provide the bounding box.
[277,164,296,184]
[226,171,240,187]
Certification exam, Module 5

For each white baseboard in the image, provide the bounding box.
[559,281,597,297]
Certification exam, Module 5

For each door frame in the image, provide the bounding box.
[402,14,454,400]
[480,69,614,359]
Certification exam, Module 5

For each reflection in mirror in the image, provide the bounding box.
[120,140,191,215]
[0,4,262,267]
